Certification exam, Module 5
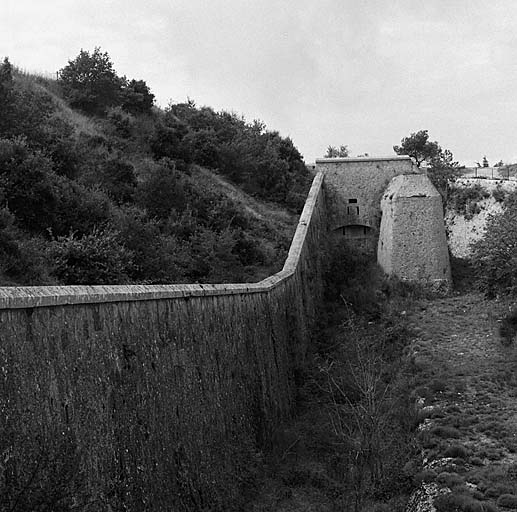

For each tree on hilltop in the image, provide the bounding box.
[394,130,460,202]
[121,78,154,115]
[58,48,155,117]
[0,57,15,134]
[393,129,440,167]
[58,48,124,115]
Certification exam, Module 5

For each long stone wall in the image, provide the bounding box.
[0,173,327,511]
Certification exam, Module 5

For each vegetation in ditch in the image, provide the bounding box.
[248,242,425,511]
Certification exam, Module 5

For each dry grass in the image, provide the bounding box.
[12,67,101,139]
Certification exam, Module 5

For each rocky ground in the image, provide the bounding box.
[407,292,517,512]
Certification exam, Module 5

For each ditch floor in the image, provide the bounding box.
[247,291,517,512]
[407,292,517,512]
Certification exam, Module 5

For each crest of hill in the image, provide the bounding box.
[0,63,307,286]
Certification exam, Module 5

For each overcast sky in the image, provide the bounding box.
[3,0,517,165]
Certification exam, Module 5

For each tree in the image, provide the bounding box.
[394,130,460,202]
[325,145,349,158]
[58,48,124,115]
[393,130,440,167]
[471,192,517,296]
[121,79,154,114]
[0,57,15,137]
[0,57,13,112]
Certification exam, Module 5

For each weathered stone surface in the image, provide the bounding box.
[316,155,416,231]
[0,173,328,510]
[378,174,452,290]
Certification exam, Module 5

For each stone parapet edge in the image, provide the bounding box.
[315,155,413,164]
[0,172,325,309]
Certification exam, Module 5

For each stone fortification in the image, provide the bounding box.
[378,174,451,290]
[315,155,416,230]
[0,173,328,511]
[315,156,417,252]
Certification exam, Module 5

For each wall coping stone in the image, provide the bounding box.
[0,172,325,309]
[315,155,413,164]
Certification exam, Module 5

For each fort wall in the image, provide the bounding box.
[315,156,416,230]
[378,174,451,289]
[0,173,328,511]
[315,156,416,253]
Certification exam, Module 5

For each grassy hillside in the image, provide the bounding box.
[0,53,310,286]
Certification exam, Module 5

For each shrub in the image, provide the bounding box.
[51,179,112,237]
[492,185,506,203]
[48,228,133,284]
[449,183,490,220]
[430,426,462,439]
[0,137,60,232]
[0,209,53,284]
[120,78,154,114]
[437,471,465,488]
[135,159,186,219]
[434,493,484,512]
[111,206,184,283]
[499,308,517,345]
[443,444,469,459]
[497,494,517,508]
[97,156,137,204]
[106,106,135,137]
[471,192,517,296]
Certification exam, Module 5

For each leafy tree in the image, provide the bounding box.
[121,79,154,114]
[394,130,460,202]
[0,57,14,133]
[58,48,124,115]
[325,145,349,158]
[0,137,59,232]
[471,192,517,296]
[427,148,461,202]
[393,130,440,167]
[106,106,135,138]
[97,156,137,204]
[135,159,186,219]
[41,114,80,178]
[111,206,183,283]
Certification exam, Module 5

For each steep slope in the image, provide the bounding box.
[0,59,307,286]
[446,178,517,259]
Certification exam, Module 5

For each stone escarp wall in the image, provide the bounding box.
[0,173,327,512]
